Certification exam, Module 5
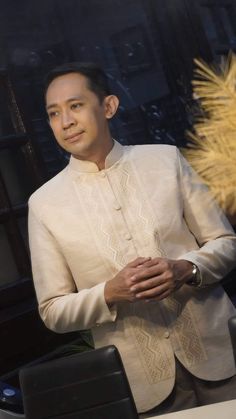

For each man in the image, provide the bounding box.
[28,62,236,415]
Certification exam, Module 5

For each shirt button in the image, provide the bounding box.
[164,331,170,339]
[124,233,132,240]
[100,171,106,177]
[113,202,121,210]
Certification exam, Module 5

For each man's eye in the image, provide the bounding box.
[48,111,59,119]
[71,103,82,110]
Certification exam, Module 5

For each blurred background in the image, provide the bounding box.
[0,0,235,387]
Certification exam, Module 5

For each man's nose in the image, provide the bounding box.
[62,110,76,130]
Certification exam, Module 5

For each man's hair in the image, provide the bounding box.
[44,62,111,102]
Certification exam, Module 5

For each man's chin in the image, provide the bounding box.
[70,144,92,160]
[64,141,87,156]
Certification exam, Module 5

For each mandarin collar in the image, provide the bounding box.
[68,140,124,173]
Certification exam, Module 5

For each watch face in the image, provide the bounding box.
[192,265,197,276]
[187,264,201,287]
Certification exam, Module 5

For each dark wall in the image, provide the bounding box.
[1,0,235,179]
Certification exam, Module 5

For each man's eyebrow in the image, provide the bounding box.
[46,96,85,111]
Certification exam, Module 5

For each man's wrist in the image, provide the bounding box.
[104,281,116,307]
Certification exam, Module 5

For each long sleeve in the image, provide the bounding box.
[177,151,236,284]
[28,202,117,333]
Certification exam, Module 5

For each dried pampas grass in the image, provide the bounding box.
[182,52,236,219]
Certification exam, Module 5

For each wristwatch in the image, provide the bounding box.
[187,263,202,287]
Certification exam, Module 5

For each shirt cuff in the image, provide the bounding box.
[94,282,117,325]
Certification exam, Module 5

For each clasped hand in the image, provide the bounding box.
[104,256,193,306]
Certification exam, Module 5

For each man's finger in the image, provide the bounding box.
[131,263,166,282]
[130,276,164,293]
[128,257,151,268]
[138,257,163,268]
[135,282,170,299]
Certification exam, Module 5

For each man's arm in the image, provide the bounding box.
[177,151,236,284]
[29,200,151,331]
[28,203,118,333]
[104,150,236,303]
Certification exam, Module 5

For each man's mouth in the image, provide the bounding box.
[65,131,84,143]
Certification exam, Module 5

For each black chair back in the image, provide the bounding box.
[19,345,139,419]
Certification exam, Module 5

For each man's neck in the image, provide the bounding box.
[72,138,114,171]
[95,140,114,170]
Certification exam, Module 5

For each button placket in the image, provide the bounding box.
[100,170,134,248]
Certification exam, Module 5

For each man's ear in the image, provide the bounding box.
[104,95,119,119]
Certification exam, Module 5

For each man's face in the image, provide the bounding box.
[46,72,114,161]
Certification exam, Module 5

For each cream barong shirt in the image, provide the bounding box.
[29,141,236,413]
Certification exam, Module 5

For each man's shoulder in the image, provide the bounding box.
[126,143,178,157]
[29,166,69,210]
[125,143,179,165]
